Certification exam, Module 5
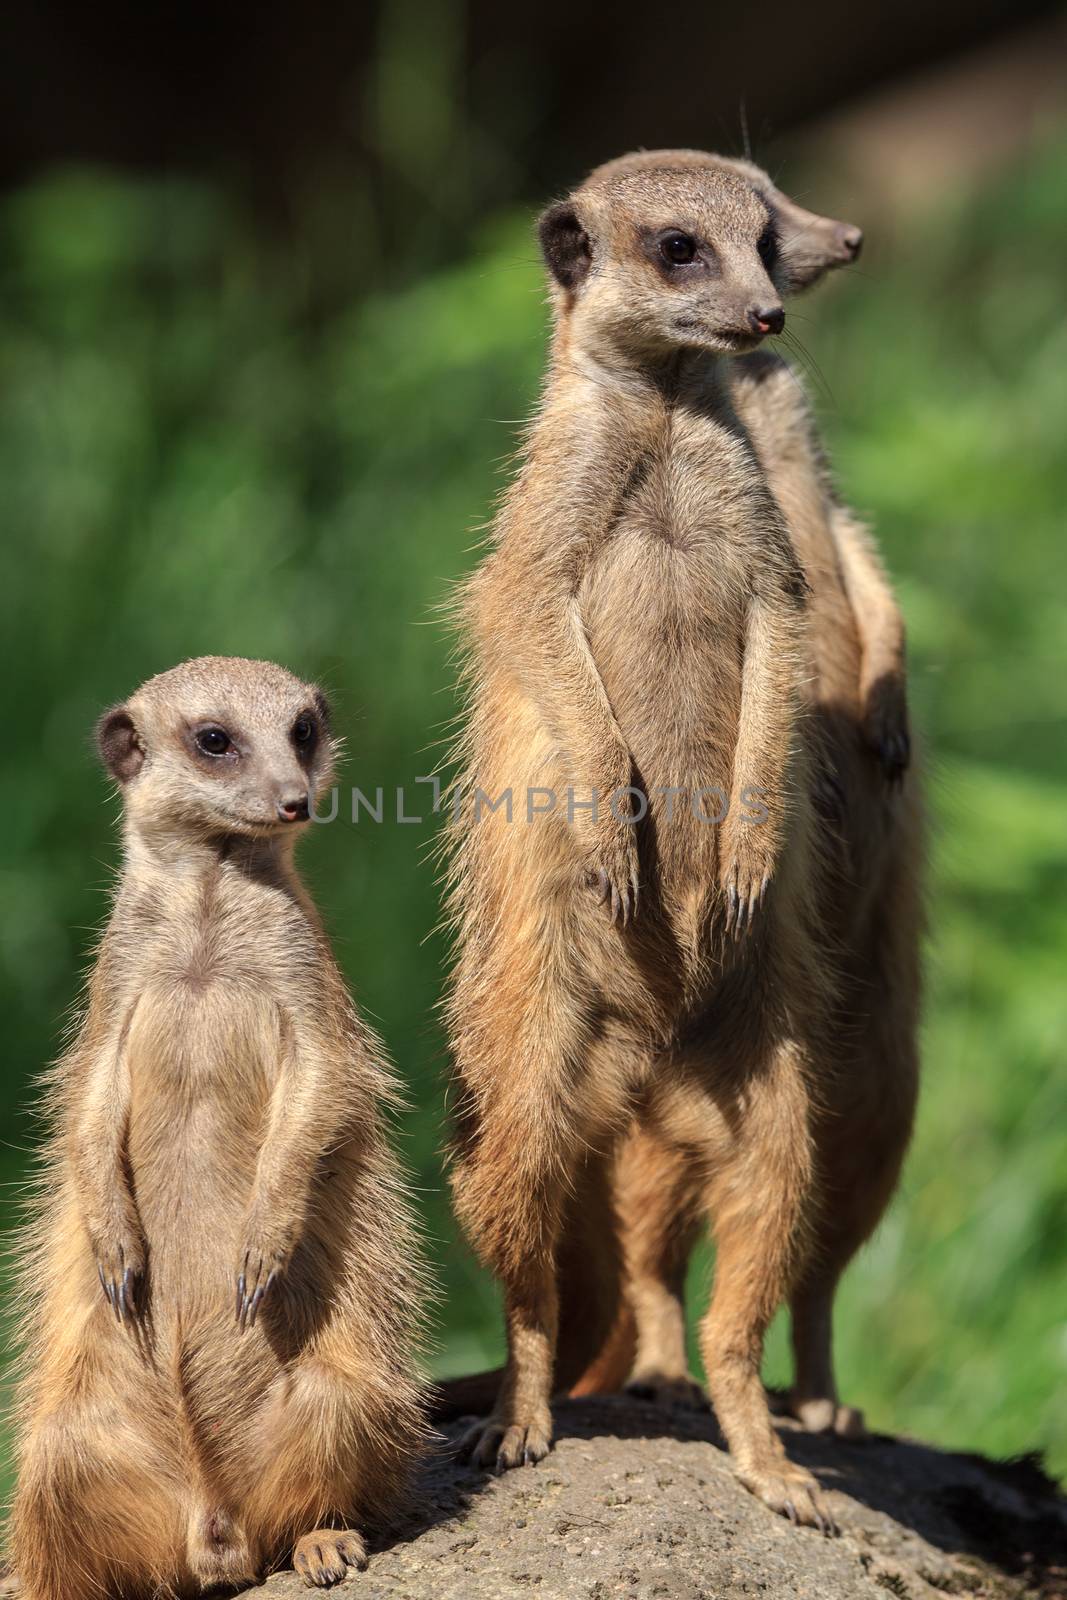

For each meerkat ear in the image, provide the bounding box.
[96,705,145,783]
[538,203,592,290]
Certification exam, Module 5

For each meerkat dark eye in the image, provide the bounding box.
[661,233,697,266]
[758,227,778,268]
[292,715,316,748]
[195,726,234,758]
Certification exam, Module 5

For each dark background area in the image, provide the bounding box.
[2,0,1061,275]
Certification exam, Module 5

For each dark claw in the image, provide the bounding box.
[235,1273,247,1326]
[726,884,738,930]
[784,1500,798,1525]
[247,1270,276,1328]
[596,869,610,904]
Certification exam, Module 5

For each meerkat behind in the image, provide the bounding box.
[10,657,427,1599]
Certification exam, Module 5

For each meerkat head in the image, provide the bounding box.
[540,153,788,362]
[543,149,864,361]
[96,656,337,847]
[712,154,863,293]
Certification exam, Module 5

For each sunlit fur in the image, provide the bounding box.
[439,149,923,1509]
[9,658,428,1599]
[442,157,843,1530]
[568,154,923,1439]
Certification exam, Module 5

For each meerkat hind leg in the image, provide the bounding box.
[616,1125,708,1411]
[695,1036,838,1535]
[786,1277,867,1439]
[457,1256,558,1471]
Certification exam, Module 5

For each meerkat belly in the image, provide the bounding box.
[125,979,279,1304]
[581,511,746,813]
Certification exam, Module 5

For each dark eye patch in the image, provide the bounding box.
[291,711,319,761]
[194,725,235,758]
[757,223,779,269]
[642,227,710,280]
[661,231,697,265]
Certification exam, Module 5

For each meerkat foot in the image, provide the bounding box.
[293,1530,367,1588]
[779,1391,868,1440]
[456,1407,553,1473]
[739,1460,838,1536]
[625,1372,709,1412]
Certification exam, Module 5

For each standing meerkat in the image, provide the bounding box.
[10,657,427,1599]
[573,153,922,1440]
[446,158,838,1530]
[437,154,921,1446]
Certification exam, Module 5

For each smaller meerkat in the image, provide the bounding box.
[10,657,427,1600]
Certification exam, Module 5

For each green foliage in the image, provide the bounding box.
[1,136,1064,1495]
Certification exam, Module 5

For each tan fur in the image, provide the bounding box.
[569,158,922,1437]
[443,157,843,1530]
[9,658,427,1599]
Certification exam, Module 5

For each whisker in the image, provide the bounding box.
[739,99,752,164]
[779,328,837,409]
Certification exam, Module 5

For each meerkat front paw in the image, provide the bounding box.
[583,815,640,926]
[293,1530,367,1588]
[95,1230,145,1325]
[234,1216,292,1331]
[861,672,910,786]
[720,823,775,937]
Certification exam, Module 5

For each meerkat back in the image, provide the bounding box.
[9,656,427,1599]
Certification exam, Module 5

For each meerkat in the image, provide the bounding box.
[436,154,920,1445]
[572,153,923,1437]
[591,148,911,785]
[445,156,842,1532]
[9,657,427,1600]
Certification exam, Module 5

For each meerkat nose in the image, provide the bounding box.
[748,305,785,337]
[838,224,863,260]
[277,793,310,823]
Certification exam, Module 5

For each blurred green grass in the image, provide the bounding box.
[1,134,1065,1491]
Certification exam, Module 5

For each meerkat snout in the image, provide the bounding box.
[97,656,335,843]
[837,223,863,260]
[748,303,785,336]
[277,791,311,823]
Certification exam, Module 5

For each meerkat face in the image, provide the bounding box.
[716,155,863,294]
[540,161,787,361]
[97,657,337,844]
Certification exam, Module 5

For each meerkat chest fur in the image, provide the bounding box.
[107,855,330,1285]
[559,367,799,788]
